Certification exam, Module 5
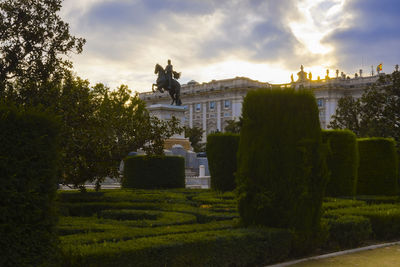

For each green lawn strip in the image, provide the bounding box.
[61,228,292,267]
[290,244,400,267]
[325,204,400,239]
[60,219,236,246]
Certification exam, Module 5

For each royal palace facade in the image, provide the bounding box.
[139,66,386,141]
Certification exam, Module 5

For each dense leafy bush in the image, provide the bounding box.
[122,155,185,189]
[61,228,292,267]
[207,133,240,191]
[236,89,329,248]
[326,204,400,240]
[357,138,399,195]
[322,130,358,196]
[0,104,60,267]
[324,215,371,248]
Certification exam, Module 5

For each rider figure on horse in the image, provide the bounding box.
[165,59,173,89]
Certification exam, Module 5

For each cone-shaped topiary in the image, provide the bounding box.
[236,88,329,248]
[357,138,398,196]
[322,130,359,197]
[207,133,240,191]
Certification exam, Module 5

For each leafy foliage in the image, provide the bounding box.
[207,133,240,191]
[0,104,60,267]
[184,126,204,152]
[236,88,329,251]
[357,138,399,196]
[224,118,242,134]
[329,70,400,144]
[122,155,185,189]
[57,77,182,187]
[57,189,291,267]
[0,0,85,96]
[322,130,359,197]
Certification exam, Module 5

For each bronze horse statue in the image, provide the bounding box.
[152,64,182,106]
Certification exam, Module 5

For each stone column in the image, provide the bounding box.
[189,104,193,128]
[202,103,207,141]
[232,99,242,120]
[217,100,221,131]
[325,98,338,128]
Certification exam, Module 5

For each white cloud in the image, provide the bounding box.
[60,0,389,92]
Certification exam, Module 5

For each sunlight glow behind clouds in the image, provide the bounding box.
[60,0,399,93]
[289,0,346,55]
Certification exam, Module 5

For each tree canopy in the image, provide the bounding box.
[0,0,85,97]
[0,0,182,189]
[329,70,400,144]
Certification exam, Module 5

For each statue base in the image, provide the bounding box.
[147,104,192,150]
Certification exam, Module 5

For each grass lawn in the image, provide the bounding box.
[291,244,400,267]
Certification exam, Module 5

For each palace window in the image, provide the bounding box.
[209,101,215,110]
[224,100,231,108]
[195,103,201,111]
[317,98,324,107]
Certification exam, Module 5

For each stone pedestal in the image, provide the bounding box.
[147,104,191,150]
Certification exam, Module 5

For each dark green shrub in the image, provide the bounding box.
[122,155,185,189]
[236,88,329,249]
[322,130,358,197]
[207,133,240,191]
[0,104,60,267]
[326,204,400,240]
[357,138,399,195]
[324,215,371,248]
[61,228,292,267]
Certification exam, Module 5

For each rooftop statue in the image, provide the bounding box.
[297,65,308,82]
[152,59,182,106]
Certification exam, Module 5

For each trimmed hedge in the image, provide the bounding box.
[236,88,329,248]
[326,204,400,240]
[324,215,371,248]
[357,138,399,195]
[207,133,240,191]
[0,104,60,267]
[322,130,358,197]
[122,155,185,189]
[61,228,292,267]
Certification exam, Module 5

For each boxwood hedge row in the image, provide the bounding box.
[322,130,358,197]
[122,155,185,189]
[0,104,60,267]
[357,138,399,196]
[206,133,240,191]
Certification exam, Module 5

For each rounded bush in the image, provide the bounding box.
[0,104,60,267]
[236,88,329,243]
[322,130,359,197]
[357,138,399,195]
[207,133,240,191]
[122,155,185,189]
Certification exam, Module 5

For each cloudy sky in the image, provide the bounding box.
[60,0,400,93]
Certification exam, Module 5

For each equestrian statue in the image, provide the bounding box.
[152,59,182,106]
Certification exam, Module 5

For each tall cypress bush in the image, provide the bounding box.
[357,138,398,195]
[322,130,358,197]
[207,133,240,191]
[236,88,329,247]
[0,104,60,267]
[122,155,185,189]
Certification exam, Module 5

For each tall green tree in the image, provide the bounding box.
[0,0,85,98]
[57,77,181,188]
[184,126,204,152]
[329,70,400,143]
[224,118,242,134]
